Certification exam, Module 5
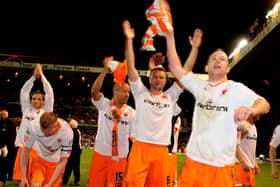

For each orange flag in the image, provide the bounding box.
[107,57,128,87]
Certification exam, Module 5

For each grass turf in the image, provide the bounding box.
[6,149,280,186]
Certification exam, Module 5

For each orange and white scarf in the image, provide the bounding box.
[141,0,173,51]
[111,99,127,161]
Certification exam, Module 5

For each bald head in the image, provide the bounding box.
[113,82,130,106]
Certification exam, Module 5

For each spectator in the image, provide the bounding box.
[0,109,17,186]
[63,119,82,186]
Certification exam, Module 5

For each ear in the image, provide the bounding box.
[149,75,152,84]
[226,66,230,74]
[204,64,208,73]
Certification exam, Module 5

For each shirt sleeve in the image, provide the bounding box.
[179,72,205,99]
[61,129,74,159]
[235,82,261,107]
[41,75,54,112]
[20,76,36,112]
[165,82,183,102]
[128,78,147,97]
[270,125,280,148]
[91,94,107,111]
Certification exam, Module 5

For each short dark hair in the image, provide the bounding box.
[30,90,45,101]
[150,66,168,79]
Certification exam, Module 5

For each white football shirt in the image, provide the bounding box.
[129,78,182,145]
[270,125,280,148]
[180,73,260,166]
[23,118,73,163]
[236,121,258,168]
[15,75,54,147]
[92,95,136,158]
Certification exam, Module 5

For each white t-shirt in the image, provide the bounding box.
[23,118,73,163]
[269,125,280,148]
[129,78,182,145]
[235,121,258,168]
[15,75,54,147]
[180,73,260,166]
[92,95,136,158]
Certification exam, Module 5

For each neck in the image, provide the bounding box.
[208,74,228,83]
[114,99,124,108]
[150,87,163,95]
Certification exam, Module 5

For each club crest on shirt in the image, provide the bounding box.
[24,135,29,142]
[221,88,228,96]
[124,112,128,117]
[161,95,167,99]
[57,138,62,143]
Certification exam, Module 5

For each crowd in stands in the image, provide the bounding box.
[2,95,193,152]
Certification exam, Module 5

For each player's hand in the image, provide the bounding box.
[255,165,260,175]
[152,52,165,66]
[33,67,40,78]
[1,146,8,158]
[19,178,30,187]
[36,64,43,77]
[122,20,135,40]
[188,28,203,49]
[234,106,256,122]
[102,56,111,70]
[240,161,250,172]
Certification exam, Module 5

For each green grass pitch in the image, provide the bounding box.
[6,149,280,186]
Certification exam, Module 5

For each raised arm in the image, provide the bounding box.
[91,57,110,101]
[20,65,40,111]
[122,20,139,82]
[37,64,54,112]
[165,31,186,81]
[183,28,203,71]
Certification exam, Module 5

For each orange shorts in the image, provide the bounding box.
[13,147,34,181]
[30,150,61,187]
[178,157,235,187]
[87,151,127,187]
[167,153,178,187]
[126,141,170,187]
[235,162,255,187]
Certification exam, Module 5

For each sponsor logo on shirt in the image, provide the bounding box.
[144,99,170,109]
[245,135,257,140]
[25,116,35,121]
[104,113,129,126]
[197,99,228,112]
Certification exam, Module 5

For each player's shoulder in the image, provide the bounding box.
[126,105,135,112]
[58,118,73,133]
[229,80,250,89]
[274,124,280,132]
